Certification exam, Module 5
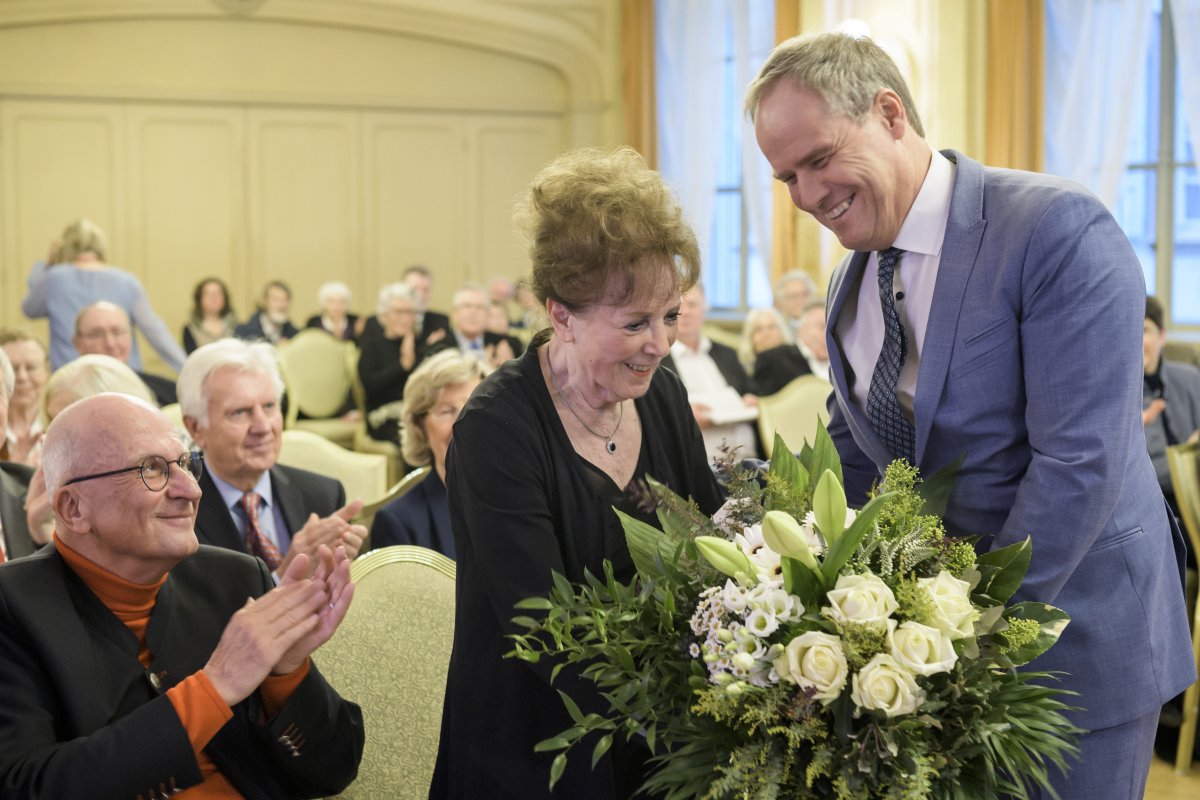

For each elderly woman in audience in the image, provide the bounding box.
[369,351,485,557]
[740,306,813,396]
[22,218,186,372]
[182,277,238,353]
[235,280,298,344]
[305,280,362,342]
[429,147,723,800]
[358,282,428,444]
[0,331,49,464]
[22,354,159,544]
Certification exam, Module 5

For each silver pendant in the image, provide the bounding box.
[606,441,617,454]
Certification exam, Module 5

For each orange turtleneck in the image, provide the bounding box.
[55,535,310,798]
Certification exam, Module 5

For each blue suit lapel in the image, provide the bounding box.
[912,151,987,464]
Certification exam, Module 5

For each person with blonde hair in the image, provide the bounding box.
[430,147,722,799]
[22,218,186,373]
[369,350,486,556]
[0,331,49,464]
[0,346,37,560]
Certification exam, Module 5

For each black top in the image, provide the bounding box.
[429,335,723,799]
[752,343,813,396]
[369,470,453,557]
[303,313,360,343]
[356,325,428,442]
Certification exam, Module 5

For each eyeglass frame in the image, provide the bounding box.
[63,451,205,492]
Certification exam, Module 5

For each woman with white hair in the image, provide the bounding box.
[305,281,362,342]
[22,218,187,372]
[357,282,430,443]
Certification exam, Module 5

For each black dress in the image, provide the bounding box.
[429,335,724,800]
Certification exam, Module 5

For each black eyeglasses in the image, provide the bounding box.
[64,452,205,492]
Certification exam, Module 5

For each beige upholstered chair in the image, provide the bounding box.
[317,546,456,799]
[277,329,358,448]
[756,375,834,457]
[1167,442,1200,774]
[277,429,388,507]
[356,466,432,536]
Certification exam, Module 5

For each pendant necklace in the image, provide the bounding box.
[548,364,624,454]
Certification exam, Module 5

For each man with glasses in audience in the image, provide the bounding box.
[179,339,366,579]
[0,393,363,796]
[73,300,177,406]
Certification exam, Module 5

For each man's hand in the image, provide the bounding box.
[203,579,328,706]
[691,402,714,429]
[1142,397,1166,426]
[273,545,356,675]
[280,501,367,575]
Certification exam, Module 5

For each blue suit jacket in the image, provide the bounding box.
[826,150,1195,730]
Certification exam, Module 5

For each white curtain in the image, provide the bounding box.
[656,0,724,274]
[1043,0,1153,208]
[1171,0,1200,167]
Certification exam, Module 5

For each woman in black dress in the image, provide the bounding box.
[357,282,426,444]
[429,148,724,799]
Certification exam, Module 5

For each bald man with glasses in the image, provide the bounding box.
[0,393,364,798]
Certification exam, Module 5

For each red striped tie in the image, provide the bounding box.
[240,492,282,571]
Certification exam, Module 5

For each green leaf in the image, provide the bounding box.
[812,468,847,548]
[535,737,571,753]
[617,509,679,582]
[549,752,567,790]
[808,418,843,490]
[975,537,1033,604]
[999,602,1071,667]
[767,440,809,508]
[917,453,964,516]
[821,490,893,584]
[591,734,613,769]
[646,477,698,542]
[558,690,585,725]
[781,556,822,608]
[513,596,554,610]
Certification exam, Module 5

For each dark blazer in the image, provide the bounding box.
[303,313,361,343]
[0,462,37,560]
[361,309,452,348]
[426,330,525,362]
[826,150,1194,731]
[752,344,813,396]
[0,543,364,798]
[661,340,753,396]
[193,464,345,557]
[136,370,178,407]
[234,312,299,344]
[369,470,452,558]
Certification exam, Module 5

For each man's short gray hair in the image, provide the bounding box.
[774,270,817,299]
[177,339,284,427]
[744,32,925,138]
[376,282,416,315]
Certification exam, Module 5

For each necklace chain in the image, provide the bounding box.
[548,364,624,454]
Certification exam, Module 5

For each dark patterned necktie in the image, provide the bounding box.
[240,491,282,571]
[866,247,916,463]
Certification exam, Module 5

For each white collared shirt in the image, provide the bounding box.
[837,150,956,422]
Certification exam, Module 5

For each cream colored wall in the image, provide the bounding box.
[0,0,621,372]
[797,0,988,286]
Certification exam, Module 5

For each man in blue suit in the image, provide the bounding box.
[748,33,1194,798]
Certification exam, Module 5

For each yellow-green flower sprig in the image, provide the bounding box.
[894,578,939,624]
[834,621,889,671]
[996,617,1041,654]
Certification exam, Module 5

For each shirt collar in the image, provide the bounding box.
[670,336,712,358]
[892,149,955,257]
[209,468,274,513]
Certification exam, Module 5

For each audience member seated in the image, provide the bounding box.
[0,393,364,797]
[742,306,813,396]
[73,302,177,406]
[24,354,159,545]
[0,331,49,465]
[1143,295,1200,525]
[795,301,831,381]
[434,283,523,368]
[235,280,299,345]
[0,348,37,561]
[304,281,363,343]
[773,268,818,332]
[358,283,428,444]
[370,351,485,558]
[21,218,186,372]
[360,264,452,348]
[182,277,239,354]
[179,340,366,576]
[663,284,759,461]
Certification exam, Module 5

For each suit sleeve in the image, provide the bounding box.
[994,192,1149,603]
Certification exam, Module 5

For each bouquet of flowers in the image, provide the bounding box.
[510,426,1080,800]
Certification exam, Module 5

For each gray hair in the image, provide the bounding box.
[744,32,925,138]
[41,355,155,427]
[177,339,284,427]
[317,281,352,307]
[452,283,487,309]
[0,347,13,401]
[401,350,487,467]
[376,282,416,315]
[774,270,817,299]
[739,307,795,365]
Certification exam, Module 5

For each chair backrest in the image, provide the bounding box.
[316,546,456,799]
[277,329,355,420]
[357,466,432,533]
[1168,442,1200,556]
[756,375,834,458]
[277,429,388,504]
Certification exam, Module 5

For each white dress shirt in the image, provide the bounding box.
[670,338,759,461]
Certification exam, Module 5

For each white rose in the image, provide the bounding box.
[851,654,925,717]
[918,571,980,640]
[822,573,898,628]
[889,620,958,676]
[774,631,849,703]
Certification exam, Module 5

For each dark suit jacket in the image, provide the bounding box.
[194,464,345,557]
[752,344,813,396]
[0,544,363,798]
[361,309,452,348]
[0,462,37,560]
[136,370,178,407]
[234,312,299,344]
[661,340,753,396]
[369,470,453,558]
